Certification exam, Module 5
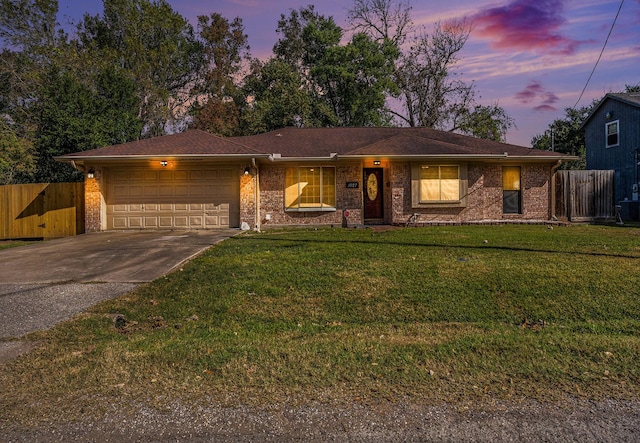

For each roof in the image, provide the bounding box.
[580,92,640,129]
[59,129,264,160]
[58,126,573,163]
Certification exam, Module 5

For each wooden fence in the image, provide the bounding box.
[555,170,615,222]
[0,182,84,240]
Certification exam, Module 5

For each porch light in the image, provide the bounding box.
[160,160,168,167]
[374,160,381,165]
[87,168,95,179]
[244,166,251,175]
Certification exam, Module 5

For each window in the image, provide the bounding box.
[503,166,521,214]
[411,163,467,208]
[419,165,460,202]
[285,166,336,211]
[606,120,619,148]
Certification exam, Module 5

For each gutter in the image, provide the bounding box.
[268,153,339,162]
[55,154,272,162]
[338,153,579,162]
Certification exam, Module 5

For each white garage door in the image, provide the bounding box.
[106,167,240,229]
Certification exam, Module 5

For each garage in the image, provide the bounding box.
[106,166,240,229]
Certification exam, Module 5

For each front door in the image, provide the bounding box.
[364,168,384,222]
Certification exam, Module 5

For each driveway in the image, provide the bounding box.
[0,230,236,362]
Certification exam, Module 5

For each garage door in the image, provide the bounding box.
[106,167,239,229]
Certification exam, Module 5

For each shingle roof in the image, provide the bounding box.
[608,92,640,106]
[236,127,566,159]
[60,129,263,159]
[59,126,571,161]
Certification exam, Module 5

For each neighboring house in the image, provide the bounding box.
[57,127,574,231]
[582,92,640,204]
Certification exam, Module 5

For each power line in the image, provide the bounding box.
[573,0,625,109]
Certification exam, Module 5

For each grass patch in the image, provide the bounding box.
[0,240,36,250]
[2,225,640,423]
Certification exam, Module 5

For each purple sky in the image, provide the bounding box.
[56,0,640,147]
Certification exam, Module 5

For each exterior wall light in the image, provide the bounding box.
[244,166,251,175]
[606,112,612,119]
[373,160,381,165]
[160,160,168,167]
[87,168,95,179]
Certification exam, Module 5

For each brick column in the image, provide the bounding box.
[84,166,104,232]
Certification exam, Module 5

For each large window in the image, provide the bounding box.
[419,165,460,202]
[411,163,467,208]
[285,166,336,211]
[606,120,619,148]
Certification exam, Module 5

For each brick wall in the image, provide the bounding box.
[86,160,553,231]
[256,164,362,227]
[240,171,256,229]
[84,165,104,232]
[389,161,552,225]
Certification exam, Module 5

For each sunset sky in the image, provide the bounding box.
[56,0,640,147]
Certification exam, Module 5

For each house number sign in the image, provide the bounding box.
[346,182,359,188]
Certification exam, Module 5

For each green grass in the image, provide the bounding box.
[2,225,640,423]
[0,240,35,250]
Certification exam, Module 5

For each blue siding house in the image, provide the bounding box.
[583,93,640,206]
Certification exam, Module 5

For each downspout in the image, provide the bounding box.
[550,160,562,220]
[253,158,260,232]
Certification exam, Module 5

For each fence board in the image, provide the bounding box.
[0,182,84,240]
[555,170,614,221]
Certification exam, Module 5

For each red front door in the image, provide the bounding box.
[364,168,384,222]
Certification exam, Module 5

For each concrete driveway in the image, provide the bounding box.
[0,230,237,362]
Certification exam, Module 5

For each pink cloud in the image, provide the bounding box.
[515,81,544,103]
[516,81,559,111]
[472,0,581,55]
[533,104,557,112]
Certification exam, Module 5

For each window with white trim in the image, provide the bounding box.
[285,166,336,211]
[606,120,619,148]
[419,165,460,202]
[411,163,467,208]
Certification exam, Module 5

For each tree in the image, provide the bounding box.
[241,58,320,134]
[33,65,142,182]
[456,104,515,142]
[268,6,398,128]
[348,0,513,139]
[348,0,412,47]
[625,84,640,93]
[93,65,144,145]
[273,5,342,73]
[311,33,398,126]
[0,0,63,53]
[531,104,595,170]
[0,0,68,135]
[189,13,250,137]
[78,0,203,136]
[0,118,35,184]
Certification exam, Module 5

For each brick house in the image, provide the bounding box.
[58,127,574,231]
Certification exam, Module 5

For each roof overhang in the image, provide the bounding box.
[57,152,577,164]
[55,154,271,163]
[338,153,578,162]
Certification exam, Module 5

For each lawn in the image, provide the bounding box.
[2,224,640,423]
